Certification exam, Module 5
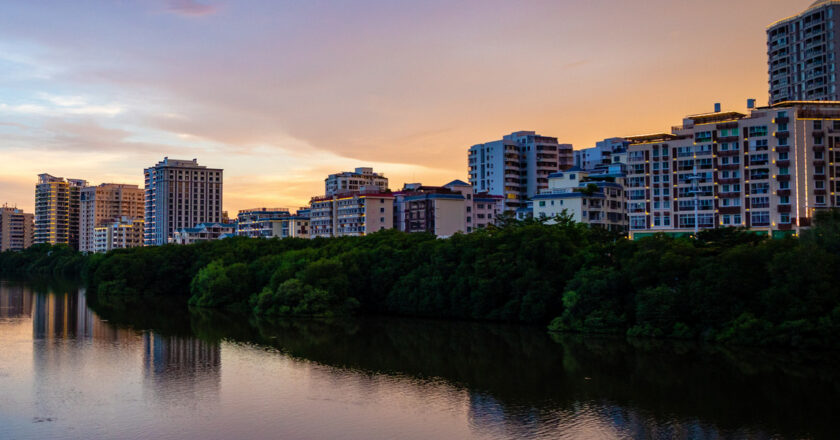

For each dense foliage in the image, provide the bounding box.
[4,211,840,348]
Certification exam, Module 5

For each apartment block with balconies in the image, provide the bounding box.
[768,1,840,104]
[627,101,840,239]
[34,174,88,249]
[144,158,223,246]
[324,167,388,196]
[0,205,34,251]
[79,183,144,253]
[308,190,394,238]
[468,131,572,212]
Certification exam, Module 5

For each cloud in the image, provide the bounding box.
[166,0,218,16]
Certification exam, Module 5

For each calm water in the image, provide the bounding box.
[0,279,838,440]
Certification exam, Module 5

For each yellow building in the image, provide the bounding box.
[34,174,87,249]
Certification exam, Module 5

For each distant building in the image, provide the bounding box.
[79,183,144,253]
[236,208,291,238]
[468,131,573,212]
[172,222,236,245]
[531,167,627,232]
[767,0,840,104]
[144,158,223,246]
[310,190,394,238]
[393,184,467,237]
[93,217,144,253]
[236,208,309,239]
[34,174,88,249]
[442,180,503,232]
[0,205,34,251]
[325,167,388,196]
[573,137,629,171]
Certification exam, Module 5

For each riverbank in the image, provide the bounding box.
[3,212,840,349]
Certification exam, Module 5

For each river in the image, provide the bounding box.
[0,278,837,440]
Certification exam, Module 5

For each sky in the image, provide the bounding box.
[0,0,815,214]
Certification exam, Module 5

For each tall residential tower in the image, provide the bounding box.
[144,158,223,246]
[768,0,840,104]
[34,174,87,249]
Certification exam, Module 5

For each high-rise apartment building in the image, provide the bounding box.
[325,167,389,196]
[0,205,34,251]
[468,131,573,212]
[626,101,839,239]
[768,0,840,104]
[144,158,223,246]
[79,183,144,253]
[34,174,87,249]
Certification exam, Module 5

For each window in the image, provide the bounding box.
[814,120,823,130]
[751,211,770,226]
[780,196,790,204]
[780,213,791,224]
[816,180,826,189]
[748,126,768,137]
[816,195,826,205]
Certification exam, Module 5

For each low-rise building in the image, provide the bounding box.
[236,208,291,238]
[531,167,627,232]
[172,222,236,245]
[310,190,394,238]
[92,217,144,253]
[0,205,34,251]
[393,184,466,237]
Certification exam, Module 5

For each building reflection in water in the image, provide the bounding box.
[0,281,33,319]
[142,333,222,403]
[30,287,136,343]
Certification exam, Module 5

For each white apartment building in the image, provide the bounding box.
[468,131,573,212]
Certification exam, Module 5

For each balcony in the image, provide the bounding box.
[777,189,791,197]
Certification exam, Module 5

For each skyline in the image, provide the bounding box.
[0,0,814,213]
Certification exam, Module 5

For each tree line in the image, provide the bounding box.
[2,211,840,348]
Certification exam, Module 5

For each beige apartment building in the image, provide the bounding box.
[34,174,88,249]
[0,205,34,251]
[324,167,389,196]
[80,183,144,253]
[626,101,840,239]
[310,191,394,238]
[93,217,144,253]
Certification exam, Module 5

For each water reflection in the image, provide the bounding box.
[1,280,839,440]
[142,333,221,403]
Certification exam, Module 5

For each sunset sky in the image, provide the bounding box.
[0,0,814,213]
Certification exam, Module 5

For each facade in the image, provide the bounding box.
[310,191,394,238]
[236,208,309,239]
[93,217,144,253]
[236,208,291,238]
[79,183,144,253]
[768,0,840,104]
[393,184,467,237]
[34,174,88,249]
[626,101,840,239]
[468,131,573,212]
[0,205,34,251]
[325,167,388,196]
[172,222,236,245]
[144,158,223,246]
[531,167,627,232]
[441,179,503,232]
[574,137,629,171]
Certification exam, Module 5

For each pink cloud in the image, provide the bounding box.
[166,0,217,17]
